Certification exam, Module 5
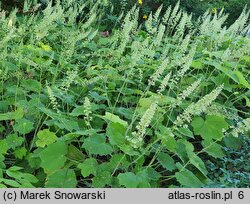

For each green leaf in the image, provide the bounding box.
[27,149,42,169]
[106,122,126,146]
[62,129,100,141]
[21,79,42,92]
[191,115,228,140]
[175,139,190,163]
[175,168,204,187]
[0,101,8,113]
[116,107,133,120]
[98,37,110,45]
[0,183,7,188]
[92,171,111,187]
[6,134,24,149]
[0,108,24,121]
[224,135,242,149]
[0,140,9,155]
[118,172,139,188]
[44,118,79,132]
[139,95,175,108]
[240,55,250,63]
[0,154,5,168]
[36,129,57,148]
[120,144,140,156]
[187,151,208,176]
[136,169,151,188]
[78,158,98,177]
[8,166,23,171]
[157,126,176,152]
[191,60,203,69]
[211,74,233,92]
[67,145,85,162]
[202,140,225,158]
[13,119,34,135]
[234,70,250,90]
[147,167,161,181]
[0,61,18,72]
[46,169,77,188]
[14,147,27,159]
[177,127,194,138]
[0,178,21,187]
[157,152,176,171]
[108,154,129,171]
[54,118,79,132]
[139,97,154,108]
[82,134,113,155]
[89,91,107,102]
[244,96,250,108]
[103,112,128,127]
[39,142,68,173]
[69,106,85,116]
[6,167,38,184]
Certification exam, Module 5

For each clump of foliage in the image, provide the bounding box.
[206,136,250,187]
[1,1,249,26]
[0,0,249,188]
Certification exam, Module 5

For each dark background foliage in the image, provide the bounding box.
[0,0,249,188]
[1,0,249,25]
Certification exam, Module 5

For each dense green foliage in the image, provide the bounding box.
[0,0,249,188]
